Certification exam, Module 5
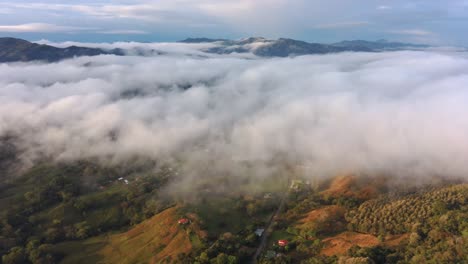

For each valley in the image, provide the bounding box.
[1,162,466,263]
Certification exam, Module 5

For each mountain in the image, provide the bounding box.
[254,38,345,57]
[331,39,429,51]
[0,37,430,63]
[183,37,429,57]
[179,37,228,43]
[0,37,123,62]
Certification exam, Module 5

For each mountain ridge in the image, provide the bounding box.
[180,37,429,57]
[0,37,123,63]
[0,36,430,63]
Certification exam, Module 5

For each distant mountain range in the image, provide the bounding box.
[0,37,123,63]
[0,37,429,63]
[180,37,429,57]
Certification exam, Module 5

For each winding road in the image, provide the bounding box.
[251,190,289,263]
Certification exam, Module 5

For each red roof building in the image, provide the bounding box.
[178,218,190,225]
[278,240,289,247]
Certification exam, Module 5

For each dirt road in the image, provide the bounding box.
[251,191,288,263]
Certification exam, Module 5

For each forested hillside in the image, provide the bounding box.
[1,164,466,263]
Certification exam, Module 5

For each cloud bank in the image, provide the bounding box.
[0,23,93,33]
[1,45,468,189]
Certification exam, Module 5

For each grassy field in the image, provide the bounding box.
[55,206,206,264]
[188,198,252,236]
[53,236,107,264]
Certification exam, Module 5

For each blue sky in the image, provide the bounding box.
[0,0,467,45]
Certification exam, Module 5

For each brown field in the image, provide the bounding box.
[321,232,380,256]
[322,175,380,200]
[321,232,409,256]
[295,205,348,237]
[300,205,345,222]
[383,234,409,247]
[98,206,205,264]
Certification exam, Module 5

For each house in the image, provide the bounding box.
[290,179,304,190]
[178,218,190,225]
[278,240,288,247]
[254,228,265,237]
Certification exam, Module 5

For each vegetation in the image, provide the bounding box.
[1,162,467,264]
[257,178,467,264]
[346,184,467,235]
[0,161,172,263]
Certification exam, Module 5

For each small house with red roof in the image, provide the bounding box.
[278,240,288,247]
[178,218,190,225]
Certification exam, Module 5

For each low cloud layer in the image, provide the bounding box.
[1,45,468,189]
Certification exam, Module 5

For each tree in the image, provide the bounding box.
[246,203,259,216]
[409,232,421,246]
[433,201,448,215]
[245,233,257,246]
[2,247,28,264]
[74,221,91,239]
[214,253,229,264]
[26,239,41,262]
[198,252,210,263]
[44,227,64,243]
[227,255,238,264]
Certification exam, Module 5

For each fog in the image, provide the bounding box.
[1,45,468,190]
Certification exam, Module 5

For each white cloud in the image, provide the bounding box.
[198,0,286,17]
[0,23,94,33]
[389,29,434,36]
[1,45,468,190]
[313,21,370,29]
[0,1,466,45]
[377,5,392,10]
[0,7,13,14]
[97,29,148,35]
[34,39,224,57]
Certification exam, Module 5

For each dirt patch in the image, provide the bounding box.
[383,234,409,247]
[297,205,347,235]
[321,231,379,256]
[322,175,381,200]
[323,175,356,197]
[299,205,345,224]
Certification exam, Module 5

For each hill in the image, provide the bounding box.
[0,38,122,62]
[181,37,429,57]
[0,37,430,63]
[56,206,207,264]
[259,181,468,263]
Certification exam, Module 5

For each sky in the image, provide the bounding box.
[0,0,467,45]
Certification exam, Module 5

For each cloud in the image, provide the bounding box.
[0,1,467,45]
[377,5,391,10]
[0,23,94,33]
[2,0,288,20]
[0,7,13,14]
[1,43,468,192]
[312,21,370,29]
[34,39,227,57]
[389,29,434,36]
[1,2,216,23]
[97,29,148,35]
